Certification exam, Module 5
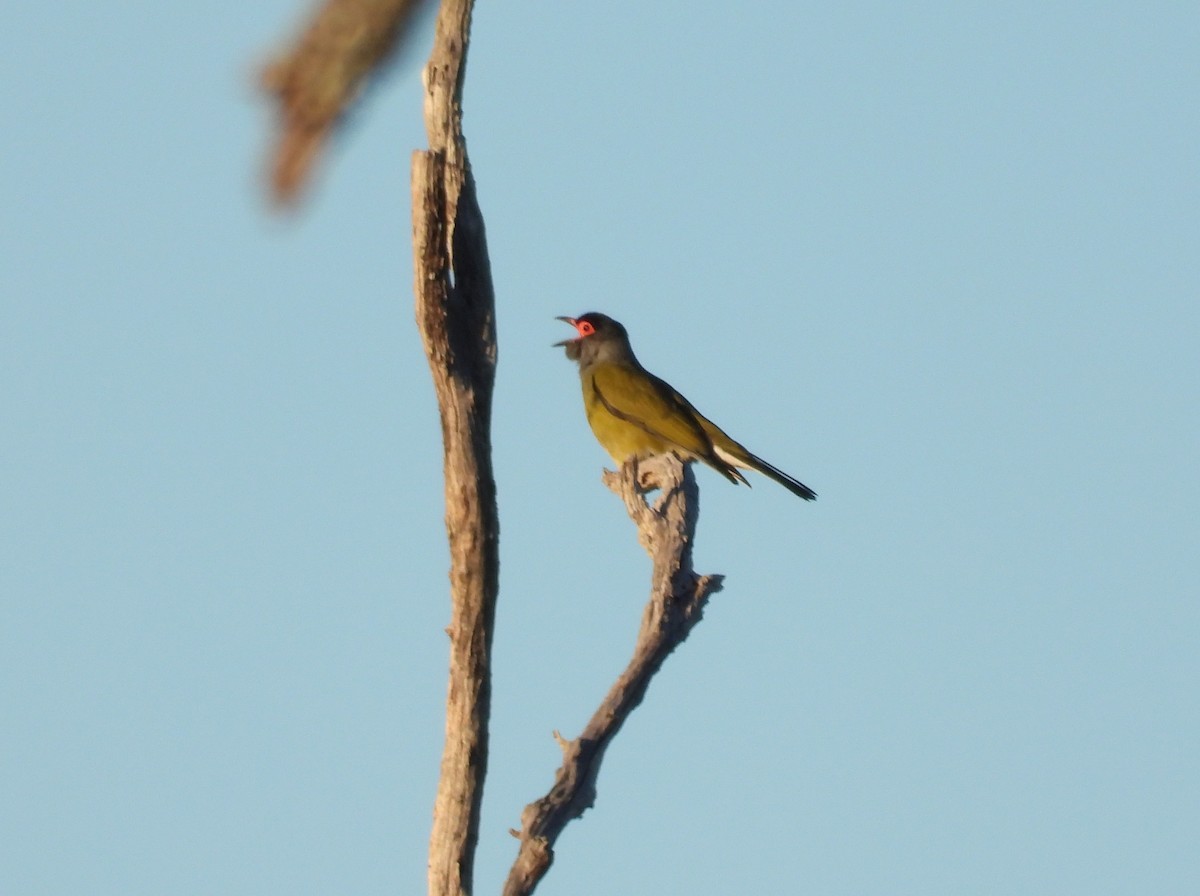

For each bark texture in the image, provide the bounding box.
[502,456,724,896]
[262,0,431,202]
[411,3,496,896]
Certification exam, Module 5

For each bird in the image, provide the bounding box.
[556,312,816,500]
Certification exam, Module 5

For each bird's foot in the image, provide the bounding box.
[622,456,665,495]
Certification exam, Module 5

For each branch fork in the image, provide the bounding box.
[502,455,724,896]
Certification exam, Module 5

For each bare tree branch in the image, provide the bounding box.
[502,456,725,896]
[261,0,431,203]
[410,3,496,896]
[266,8,723,896]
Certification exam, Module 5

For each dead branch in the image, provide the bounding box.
[502,456,725,896]
[261,0,431,202]
[410,3,496,896]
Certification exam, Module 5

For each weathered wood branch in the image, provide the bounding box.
[411,3,496,896]
[261,0,431,202]
[502,456,724,896]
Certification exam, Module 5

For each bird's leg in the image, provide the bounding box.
[635,456,660,493]
[609,455,675,507]
[620,456,644,495]
[625,454,669,496]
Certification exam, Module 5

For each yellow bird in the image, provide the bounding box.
[557,313,816,500]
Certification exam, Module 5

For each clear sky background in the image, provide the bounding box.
[3,2,1197,894]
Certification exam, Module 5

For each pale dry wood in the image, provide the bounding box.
[261,0,430,202]
[412,4,496,896]
[502,456,724,896]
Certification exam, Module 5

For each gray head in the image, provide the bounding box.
[555,312,638,367]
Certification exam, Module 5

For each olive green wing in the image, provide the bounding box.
[589,364,715,459]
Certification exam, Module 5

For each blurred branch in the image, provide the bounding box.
[261,0,430,203]
[502,456,724,896]
[410,3,497,896]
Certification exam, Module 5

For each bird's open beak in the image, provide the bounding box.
[553,316,579,347]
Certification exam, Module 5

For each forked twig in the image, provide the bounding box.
[502,455,724,896]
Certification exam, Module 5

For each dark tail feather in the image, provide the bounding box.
[703,454,751,487]
[747,453,817,501]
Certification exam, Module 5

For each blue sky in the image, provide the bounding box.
[2,2,1197,894]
